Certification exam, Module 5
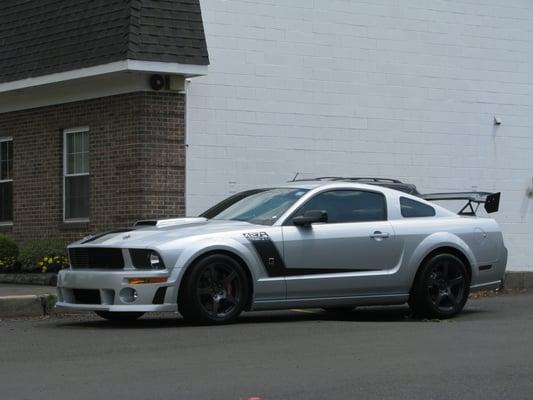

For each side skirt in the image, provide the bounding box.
[470,280,502,292]
[250,293,409,311]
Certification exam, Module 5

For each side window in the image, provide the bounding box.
[64,128,89,221]
[0,138,13,223]
[291,190,387,224]
[400,197,435,218]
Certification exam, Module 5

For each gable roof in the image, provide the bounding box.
[0,0,209,84]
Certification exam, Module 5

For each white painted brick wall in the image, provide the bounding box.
[186,0,533,270]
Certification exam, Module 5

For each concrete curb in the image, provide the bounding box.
[504,272,533,290]
[0,294,57,318]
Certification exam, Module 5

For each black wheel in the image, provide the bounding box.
[94,311,145,321]
[178,254,249,324]
[409,253,470,319]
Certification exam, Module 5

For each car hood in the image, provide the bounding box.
[70,218,262,248]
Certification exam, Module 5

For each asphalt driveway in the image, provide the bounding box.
[1,291,532,400]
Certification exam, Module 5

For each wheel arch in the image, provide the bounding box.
[409,245,473,296]
[407,231,477,293]
[176,248,256,311]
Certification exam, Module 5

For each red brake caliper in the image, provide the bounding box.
[226,274,236,297]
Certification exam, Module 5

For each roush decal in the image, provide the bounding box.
[243,232,271,242]
[243,232,366,277]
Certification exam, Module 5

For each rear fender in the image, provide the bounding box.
[407,232,478,286]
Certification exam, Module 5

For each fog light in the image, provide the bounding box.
[119,287,138,303]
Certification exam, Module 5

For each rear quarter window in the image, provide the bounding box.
[400,197,436,218]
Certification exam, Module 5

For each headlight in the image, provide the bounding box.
[129,249,166,270]
[149,252,163,269]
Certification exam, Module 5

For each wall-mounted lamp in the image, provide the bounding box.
[527,178,533,198]
[494,116,502,125]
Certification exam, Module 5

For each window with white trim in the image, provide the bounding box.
[0,138,13,223]
[64,128,89,221]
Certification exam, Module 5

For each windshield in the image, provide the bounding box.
[201,188,308,225]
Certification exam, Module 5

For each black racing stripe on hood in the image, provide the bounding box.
[81,228,135,244]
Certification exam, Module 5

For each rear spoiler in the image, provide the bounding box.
[421,192,501,216]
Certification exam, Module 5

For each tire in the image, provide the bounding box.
[178,254,250,324]
[95,311,145,321]
[409,253,470,319]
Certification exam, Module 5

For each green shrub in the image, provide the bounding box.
[0,235,19,272]
[0,234,18,260]
[19,239,69,273]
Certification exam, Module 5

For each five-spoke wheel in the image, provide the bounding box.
[196,261,243,319]
[178,254,249,324]
[409,253,470,319]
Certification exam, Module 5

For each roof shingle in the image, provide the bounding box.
[0,0,209,84]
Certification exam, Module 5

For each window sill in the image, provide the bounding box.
[64,218,89,224]
[0,221,13,227]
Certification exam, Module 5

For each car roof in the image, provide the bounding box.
[274,179,456,218]
[275,181,408,198]
[278,178,422,196]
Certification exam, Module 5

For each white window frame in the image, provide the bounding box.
[0,136,13,226]
[63,127,90,223]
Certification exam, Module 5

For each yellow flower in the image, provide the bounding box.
[38,262,43,266]
[48,259,53,265]
[44,257,48,262]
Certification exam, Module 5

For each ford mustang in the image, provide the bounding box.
[56,177,507,324]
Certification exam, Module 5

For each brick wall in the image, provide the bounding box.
[0,91,185,243]
[187,0,533,270]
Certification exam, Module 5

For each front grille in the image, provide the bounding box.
[72,289,101,304]
[69,248,124,269]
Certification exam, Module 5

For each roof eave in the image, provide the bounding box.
[0,59,208,94]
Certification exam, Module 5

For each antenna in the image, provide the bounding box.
[291,172,299,182]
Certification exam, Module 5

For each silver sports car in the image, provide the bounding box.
[56,177,507,324]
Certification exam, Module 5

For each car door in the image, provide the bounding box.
[281,189,404,299]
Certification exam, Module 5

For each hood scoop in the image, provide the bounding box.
[134,217,208,228]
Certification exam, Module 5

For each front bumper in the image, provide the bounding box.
[56,269,178,312]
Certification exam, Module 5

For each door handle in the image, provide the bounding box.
[369,231,390,240]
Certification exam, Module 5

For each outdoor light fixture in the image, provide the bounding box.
[494,116,502,125]
[527,178,533,198]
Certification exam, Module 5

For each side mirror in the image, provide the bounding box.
[293,210,328,226]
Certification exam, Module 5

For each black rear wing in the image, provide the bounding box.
[421,192,501,216]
